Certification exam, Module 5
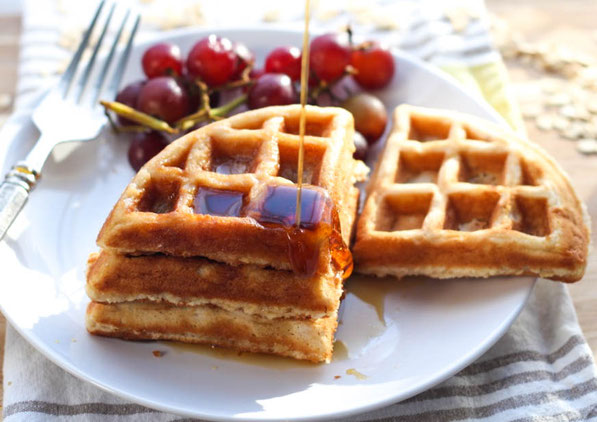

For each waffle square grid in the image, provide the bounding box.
[97,105,361,273]
[353,105,589,282]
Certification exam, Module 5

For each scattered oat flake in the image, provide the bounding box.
[0,93,11,110]
[552,116,570,131]
[334,375,341,380]
[372,15,400,31]
[562,124,585,140]
[353,10,375,25]
[7,381,12,386]
[521,103,542,119]
[58,27,83,51]
[152,350,164,357]
[147,2,204,30]
[577,138,597,154]
[573,105,591,121]
[539,79,562,94]
[71,338,77,343]
[583,123,597,138]
[587,99,597,114]
[559,105,578,119]
[492,11,597,152]
[262,9,280,22]
[445,7,471,32]
[546,93,571,107]
[535,115,553,131]
[315,8,339,22]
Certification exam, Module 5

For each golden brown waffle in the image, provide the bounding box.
[353,105,590,282]
[87,301,337,363]
[86,250,343,319]
[97,105,365,273]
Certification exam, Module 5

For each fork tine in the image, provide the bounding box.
[58,0,106,97]
[89,9,131,104]
[74,3,116,103]
[104,13,141,101]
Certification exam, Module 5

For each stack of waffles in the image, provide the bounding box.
[354,105,589,282]
[86,105,367,363]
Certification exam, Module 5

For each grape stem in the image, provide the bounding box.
[211,93,247,118]
[175,81,247,130]
[113,125,151,133]
[100,100,178,133]
[208,78,254,93]
[308,67,355,103]
[102,89,247,134]
[346,24,354,47]
[353,40,376,51]
[103,106,153,133]
[174,94,247,130]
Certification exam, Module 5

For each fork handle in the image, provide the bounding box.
[0,165,39,241]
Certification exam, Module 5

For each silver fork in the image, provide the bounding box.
[0,0,140,241]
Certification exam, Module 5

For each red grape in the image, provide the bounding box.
[232,42,255,79]
[186,35,237,86]
[142,42,183,78]
[249,67,265,80]
[341,93,388,144]
[353,131,368,160]
[309,33,351,82]
[265,46,302,81]
[245,68,265,94]
[128,132,169,171]
[351,42,395,89]
[136,76,190,124]
[248,73,296,109]
[115,80,145,125]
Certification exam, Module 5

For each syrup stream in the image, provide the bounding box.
[295,0,311,227]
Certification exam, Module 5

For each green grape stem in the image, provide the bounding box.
[100,100,178,134]
[101,93,248,135]
[211,93,247,118]
[175,93,247,130]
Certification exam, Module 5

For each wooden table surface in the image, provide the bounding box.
[0,1,595,411]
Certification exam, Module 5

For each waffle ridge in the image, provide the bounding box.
[353,104,590,282]
[97,105,361,272]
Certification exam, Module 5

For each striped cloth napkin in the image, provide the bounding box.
[4,0,597,420]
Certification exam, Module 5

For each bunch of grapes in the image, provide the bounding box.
[105,31,395,170]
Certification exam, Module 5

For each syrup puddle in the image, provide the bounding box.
[332,340,348,360]
[334,275,399,360]
[346,275,398,326]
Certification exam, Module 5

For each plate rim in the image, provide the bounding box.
[0,26,535,421]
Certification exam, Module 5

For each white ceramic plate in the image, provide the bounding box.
[0,28,534,421]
